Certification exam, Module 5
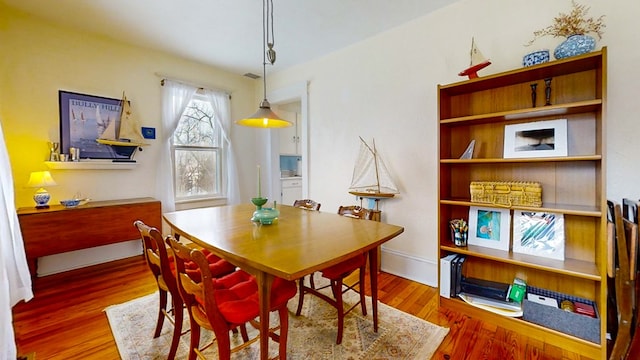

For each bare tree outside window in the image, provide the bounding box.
[172,97,222,200]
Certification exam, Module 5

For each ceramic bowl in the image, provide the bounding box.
[522,50,550,67]
[60,199,81,208]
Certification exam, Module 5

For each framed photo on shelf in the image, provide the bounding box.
[503,119,568,159]
[468,206,511,251]
[513,211,565,260]
[59,90,125,160]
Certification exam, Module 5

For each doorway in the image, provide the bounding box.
[267,81,308,204]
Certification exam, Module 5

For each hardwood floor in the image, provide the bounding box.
[12,255,589,359]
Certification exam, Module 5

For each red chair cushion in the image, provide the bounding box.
[168,249,237,282]
[197,270,297,325]
[321,253,366,280]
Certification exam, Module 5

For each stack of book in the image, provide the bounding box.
[439,254,465,298]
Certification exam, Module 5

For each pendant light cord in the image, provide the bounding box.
[262,0,276,100]
[267,0,275,52]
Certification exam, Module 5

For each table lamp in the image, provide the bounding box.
[27,171,57,208]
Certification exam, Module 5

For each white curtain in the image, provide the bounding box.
[157,80,197,213]
[0,118,33,360]
[158,80,241,211]
[205,90,241,205]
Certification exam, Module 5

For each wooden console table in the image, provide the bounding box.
[17,197,161,277]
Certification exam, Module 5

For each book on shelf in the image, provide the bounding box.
[439,254,458,298]
[454,256,466,296]
[439,254,467,298]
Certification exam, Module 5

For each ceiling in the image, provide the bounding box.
[2,0,457,76]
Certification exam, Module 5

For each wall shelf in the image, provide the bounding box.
[45,161,137,170]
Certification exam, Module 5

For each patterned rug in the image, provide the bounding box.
[105,281,448,359]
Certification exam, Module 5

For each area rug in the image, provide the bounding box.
[105,283,448,359]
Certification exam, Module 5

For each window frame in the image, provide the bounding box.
[171,93,225,203]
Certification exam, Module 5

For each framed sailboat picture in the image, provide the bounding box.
[59,91,147,160]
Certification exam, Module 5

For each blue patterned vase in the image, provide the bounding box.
[554,34,596,60]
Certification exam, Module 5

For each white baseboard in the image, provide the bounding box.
[380,246,438,287]
[35,240,438,287]
[36,240,142,277]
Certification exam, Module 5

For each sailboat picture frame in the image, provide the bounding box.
[59,91,128,160]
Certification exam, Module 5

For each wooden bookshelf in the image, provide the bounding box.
[437,48,607,359]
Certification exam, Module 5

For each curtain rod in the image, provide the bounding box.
[155,72,232,98]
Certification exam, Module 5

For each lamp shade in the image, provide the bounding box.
[235,99,293,128]
[27,171,56,208]
[27,171,57,188]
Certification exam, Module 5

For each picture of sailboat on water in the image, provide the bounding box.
[348,136,399,199]
[458,37,492,79]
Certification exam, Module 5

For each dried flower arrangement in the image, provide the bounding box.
[527,1,605,45]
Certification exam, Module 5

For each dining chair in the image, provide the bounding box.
[166,235,298,360]
[292,198,321,211]
[295,205,373,344]
[293,199,322,289]
[134,220,236,360]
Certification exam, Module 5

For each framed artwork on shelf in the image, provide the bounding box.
[468,206,511,251]
[512,211,565,260]
[503,119,568,159]
[59,90,127,160]
[459,139,476,159]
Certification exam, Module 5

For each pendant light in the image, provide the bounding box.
[236,0,292,128]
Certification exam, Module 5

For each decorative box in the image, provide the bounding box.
[523,286,600,344]
[470,181,542,207]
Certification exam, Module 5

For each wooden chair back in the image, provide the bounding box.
[134,220,175,292]
[134,220,184,359]
[337,205,374,220]
[293,199,321,211]
[166,236,223,329]
[610,202,636,359]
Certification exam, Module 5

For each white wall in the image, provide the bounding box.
[268,0,640,285]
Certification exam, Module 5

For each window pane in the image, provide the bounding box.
[173,99,219,147]
[174,148,219,198]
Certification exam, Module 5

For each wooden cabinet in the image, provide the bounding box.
[437,48,607,359]
[281,177,302,205]
[278,108,301,155]
[17,197,161,277]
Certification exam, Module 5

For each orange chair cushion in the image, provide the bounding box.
[321,253,366,280]
[197,270,297,325]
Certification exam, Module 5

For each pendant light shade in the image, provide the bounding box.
[236,0,292,128]
[235,99,291,128]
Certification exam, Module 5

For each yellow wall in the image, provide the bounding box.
[0,5,259,209]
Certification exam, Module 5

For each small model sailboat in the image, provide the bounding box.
[349,137,399,199]
[458,37,491,79]
[96,92,148,160]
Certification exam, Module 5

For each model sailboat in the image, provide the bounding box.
[96,92,148,160]
[458,37,491,79]
[349,137,399,199]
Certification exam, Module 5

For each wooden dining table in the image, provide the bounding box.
[163,203,404,359]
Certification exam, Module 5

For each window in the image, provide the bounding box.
[172,95,223,201]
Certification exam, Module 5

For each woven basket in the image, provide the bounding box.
[470,181,542,207]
